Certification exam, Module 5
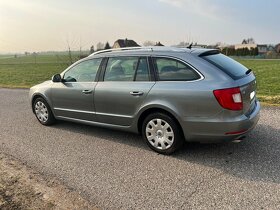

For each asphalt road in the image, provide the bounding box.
[0,88,280,210]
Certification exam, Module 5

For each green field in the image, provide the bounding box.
[237,59,280,104]
[0,54,80,88]
[0,54,279,104]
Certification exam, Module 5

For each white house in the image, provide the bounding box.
[234,43,267,54]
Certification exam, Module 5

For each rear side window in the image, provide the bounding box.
[153,57,200,81]
[135,58,150,81]
[104,57,150,81]
[202,53,249,79]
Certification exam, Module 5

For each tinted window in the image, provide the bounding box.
[135,58,150,81]
[104,57,150,81]
[154,57,200,81]
[63,59,102,82]
[202,53,248,79]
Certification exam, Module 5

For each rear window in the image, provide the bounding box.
[202,53,249,79]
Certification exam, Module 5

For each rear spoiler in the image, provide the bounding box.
[199,49,220,57]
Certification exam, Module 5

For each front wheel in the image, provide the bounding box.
[33,97,56,126]
[142,112,184,155]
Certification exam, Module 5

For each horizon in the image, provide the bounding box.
[0,0,279,53]
[0,42,278,56]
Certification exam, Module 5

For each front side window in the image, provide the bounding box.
[63,58,102,82]
[104,57,150,81]
[153,57,200,81]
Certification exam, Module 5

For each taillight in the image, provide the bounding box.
[213,87,243,111]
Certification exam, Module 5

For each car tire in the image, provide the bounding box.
[142,112,184,155]
[33,97,56,126]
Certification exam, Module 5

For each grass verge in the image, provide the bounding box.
[258,95,280,106]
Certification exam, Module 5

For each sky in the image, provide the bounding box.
[0,0,279,53]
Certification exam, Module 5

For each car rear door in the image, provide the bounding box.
[51,58,102,121]
[94,56,155,126]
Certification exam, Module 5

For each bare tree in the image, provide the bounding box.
[247,38,255,44]
[32,52,37,64]
[176,41,189,47]
[66,38,73,64]
[242,38,255,44]
[143,40,156,46]
[96,42,105,51]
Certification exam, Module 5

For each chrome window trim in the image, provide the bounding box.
[152,55,205,82]
[103,56,151,82]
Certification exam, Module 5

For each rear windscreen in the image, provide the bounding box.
[202,53,249,79]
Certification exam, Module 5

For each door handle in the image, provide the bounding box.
[130,91,144,96]
[82,90,93,94]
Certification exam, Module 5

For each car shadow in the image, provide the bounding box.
[52,121,149,150]
[174,123,280,184]
[52,121,280,184]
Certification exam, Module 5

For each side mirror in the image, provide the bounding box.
[52,74,62,82]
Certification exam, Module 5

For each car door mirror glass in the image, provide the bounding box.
[52,74,62,82]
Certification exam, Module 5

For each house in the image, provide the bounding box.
[235,43,267,54]
[257,44,268,54]
[112,39,140,48]
[267,45,276,53]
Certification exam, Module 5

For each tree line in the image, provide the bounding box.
[90,42,111,54]
[221,47,259,56]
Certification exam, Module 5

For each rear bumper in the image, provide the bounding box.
[181,101,261,143]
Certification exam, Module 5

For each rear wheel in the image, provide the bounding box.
[142,112,183,154]
[33,97,56,125]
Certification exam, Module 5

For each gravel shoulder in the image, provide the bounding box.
[0,153,98,210]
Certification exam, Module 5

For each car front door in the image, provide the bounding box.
[51,58,102,121]
[94,56,155,126]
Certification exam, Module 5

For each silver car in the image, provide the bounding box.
[29,47,260,154]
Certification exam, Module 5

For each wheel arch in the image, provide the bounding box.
[31,93,52,114]
[137,106,185,140]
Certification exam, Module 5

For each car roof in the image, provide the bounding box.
[87,46,218,58]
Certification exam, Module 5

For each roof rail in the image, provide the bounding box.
[89,47,153,56]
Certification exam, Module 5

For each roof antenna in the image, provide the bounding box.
[187,42,193,49]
